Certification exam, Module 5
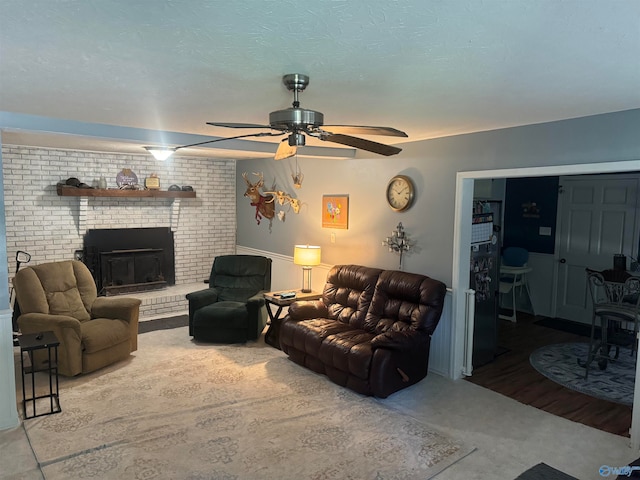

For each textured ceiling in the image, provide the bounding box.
[1,0,639,158]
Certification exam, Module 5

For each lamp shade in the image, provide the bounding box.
[293,245,321,266]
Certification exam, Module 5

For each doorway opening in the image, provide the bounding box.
[452,159,640,445]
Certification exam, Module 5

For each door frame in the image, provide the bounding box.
[452,159,640,449]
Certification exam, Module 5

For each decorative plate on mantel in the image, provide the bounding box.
[116,168,138,187]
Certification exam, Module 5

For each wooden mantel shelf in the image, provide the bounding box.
[57,185,196,198]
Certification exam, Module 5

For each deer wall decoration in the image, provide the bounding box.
[242,172,275,225]
[242,172,302,227]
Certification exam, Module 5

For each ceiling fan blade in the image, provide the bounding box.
[320,133,402,156]
[274,139,297,160]
[322,125,408,137]
[206,122,272,129]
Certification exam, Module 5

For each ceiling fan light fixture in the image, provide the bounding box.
[288,133,305,147]
[144,146,178,161]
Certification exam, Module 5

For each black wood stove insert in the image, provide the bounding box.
[83,227,175,296]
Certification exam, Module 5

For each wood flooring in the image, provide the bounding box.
[464,312,632,437]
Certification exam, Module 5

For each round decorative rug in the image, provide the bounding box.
[529,342,636,406]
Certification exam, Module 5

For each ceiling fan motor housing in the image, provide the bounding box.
[288,133,305,146]
[269,108,324,131]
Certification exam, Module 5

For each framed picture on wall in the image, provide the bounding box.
[322,194,349,229]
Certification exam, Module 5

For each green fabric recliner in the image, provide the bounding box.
[186,255,272,343]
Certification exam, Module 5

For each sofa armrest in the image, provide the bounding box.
[288,300,328,320]
[186,288,219,309]
[246,292,266,314]
[18,312,84,376]
[18,312,81,335]
[91,296,141,322]
[186,288,219,336]
[91,296,141,352]
[371,330,428,351]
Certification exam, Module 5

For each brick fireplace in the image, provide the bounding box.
[2,144,238,316]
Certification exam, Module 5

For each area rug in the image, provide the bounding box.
[23,327,474,479]
[530,342,635,406]
[514,462,578,480]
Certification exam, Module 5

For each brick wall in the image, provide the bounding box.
[1,145,236,285]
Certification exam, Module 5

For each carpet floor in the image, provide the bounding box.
[530,342,635,406]
[23,327,474,479]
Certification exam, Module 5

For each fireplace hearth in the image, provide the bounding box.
[83,228,175,296]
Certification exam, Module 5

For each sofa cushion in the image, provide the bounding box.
[282,319,343,356]
[81,318,130,353]
[23,261,92,321]
[318,330,376,380]
[365,270,446,336]
[193,301,248,329]
[322,265,382,328]
[210,255,271,298]
[47,288,90,322]
[217,288,260,303]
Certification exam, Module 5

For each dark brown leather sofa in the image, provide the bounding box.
[279,264,447,398]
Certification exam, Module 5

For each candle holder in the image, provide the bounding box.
[382,222,414,270]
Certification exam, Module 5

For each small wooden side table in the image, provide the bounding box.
[263,290,322,349]
[18,331,61,419]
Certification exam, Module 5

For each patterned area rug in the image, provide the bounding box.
[23,327,473,479]
[530,342,636,406]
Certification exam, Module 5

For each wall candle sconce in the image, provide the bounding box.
[382,222,414,270]
[293,245,321,292]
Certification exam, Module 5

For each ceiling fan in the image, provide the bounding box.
[207,73,408,160]
[144,74,407,161]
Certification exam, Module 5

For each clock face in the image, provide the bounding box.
[386,175,414,212]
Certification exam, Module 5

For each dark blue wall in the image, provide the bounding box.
[503,177,559,254]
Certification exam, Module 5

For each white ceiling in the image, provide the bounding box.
[1,0,639,159]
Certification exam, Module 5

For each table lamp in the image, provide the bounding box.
[294,245,321,293]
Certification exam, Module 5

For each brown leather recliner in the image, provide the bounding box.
[279,264,447,398]
[13,260,141,376]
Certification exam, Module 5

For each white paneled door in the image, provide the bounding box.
[555,175,640,323]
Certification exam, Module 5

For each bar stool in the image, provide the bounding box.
[499,247,534,323]
[579,268,640,378]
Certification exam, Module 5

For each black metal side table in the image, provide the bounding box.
[18,331,61,419]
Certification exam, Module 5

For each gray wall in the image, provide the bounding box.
[236,109,640,286]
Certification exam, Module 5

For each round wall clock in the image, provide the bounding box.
[386,175,415,212]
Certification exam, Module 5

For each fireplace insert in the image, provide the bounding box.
[83,227,175,296]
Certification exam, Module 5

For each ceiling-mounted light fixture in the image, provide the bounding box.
[144,146,178,161]
[143,132,281,160]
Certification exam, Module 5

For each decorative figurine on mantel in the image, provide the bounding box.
[117,168,140,190]
[382,222,415,270]
[145,173,160,190]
